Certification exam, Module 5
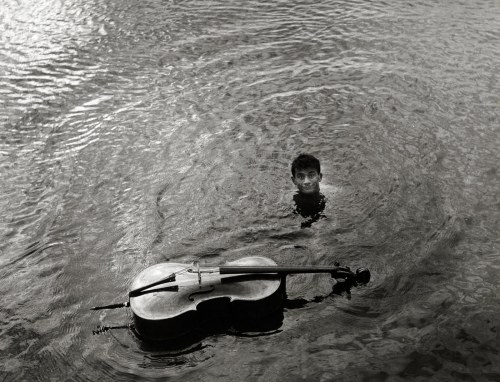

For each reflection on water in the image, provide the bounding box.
[1,0,499,380]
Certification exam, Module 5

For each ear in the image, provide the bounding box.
[291,176,297,185]
[319,173,323,181]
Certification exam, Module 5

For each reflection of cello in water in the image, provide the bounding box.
[293,192,327,228]
[92,256,370,344]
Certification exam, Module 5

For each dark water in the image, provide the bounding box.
[1,0,499,380]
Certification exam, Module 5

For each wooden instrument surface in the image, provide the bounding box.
[129,256,281,321]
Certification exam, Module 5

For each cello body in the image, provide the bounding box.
[130,256,283,342]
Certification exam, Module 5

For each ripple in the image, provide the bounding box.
[1,0,499,380]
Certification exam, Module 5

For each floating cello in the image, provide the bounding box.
[122,256,370,342]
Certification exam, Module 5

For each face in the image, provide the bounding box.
[292,167,322,194]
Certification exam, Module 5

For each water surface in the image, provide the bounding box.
[1,0,499,380]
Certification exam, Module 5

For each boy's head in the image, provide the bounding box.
[291,154,322,195]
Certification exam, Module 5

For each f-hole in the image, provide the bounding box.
[188,286,215,301]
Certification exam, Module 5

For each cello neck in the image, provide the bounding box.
[219,265,343,276]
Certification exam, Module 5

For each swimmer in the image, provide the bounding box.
[290,153,326,227]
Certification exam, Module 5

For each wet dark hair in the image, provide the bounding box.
[291,154,321,177]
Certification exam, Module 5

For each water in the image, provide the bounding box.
[1,0,499,380]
